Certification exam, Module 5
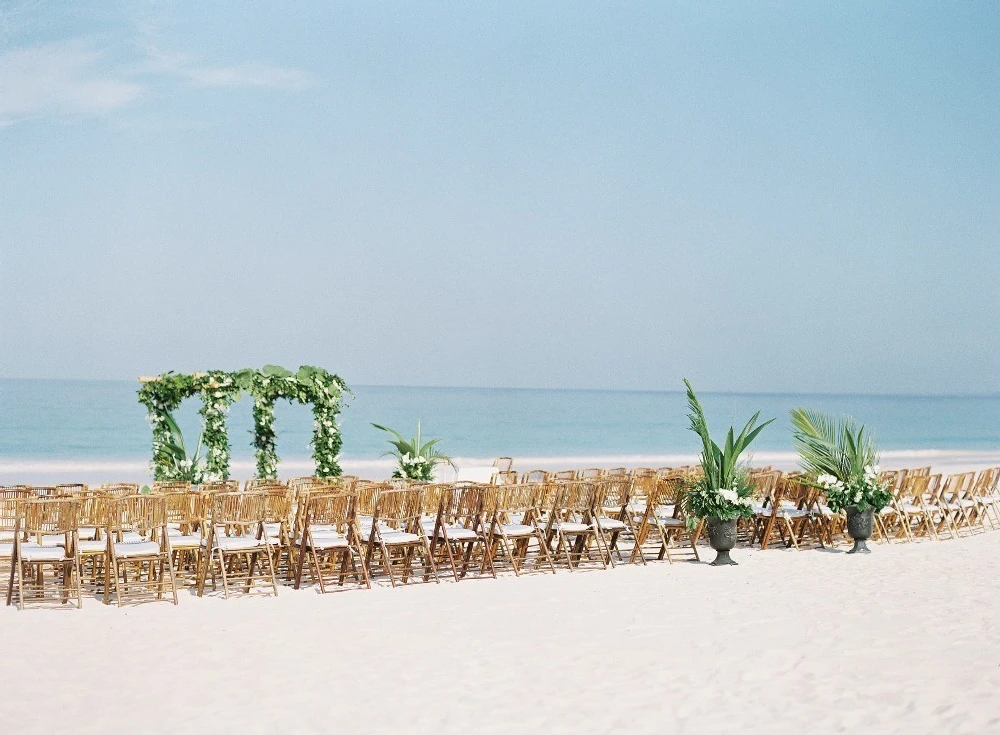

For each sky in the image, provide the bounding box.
[0,1,997,395]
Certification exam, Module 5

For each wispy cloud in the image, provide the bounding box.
[0,39,143,125]
[0,17,315,127]
[139,46,315,91]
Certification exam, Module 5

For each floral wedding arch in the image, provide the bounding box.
[137,365,348,481]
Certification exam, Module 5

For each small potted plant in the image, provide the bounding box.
[790,408,893,554]
[372,420,455,481]
[682,380,774,566]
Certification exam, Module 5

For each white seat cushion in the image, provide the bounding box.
[203,535,268,551]
[307,533,349,549]
[497,523,535,537]
[40,534,67,548]
[0,542,12,558]
[0,530,14,542]
[169,535,200,549]
[595,517,627,531]
[79,527,98,541]
[554,522,590,534]
[79,539,107,554]
[435,526,479,541]
[114,541,161,558]
[656,516,685,527]
[379,531,420,545]
[19,543,68,562]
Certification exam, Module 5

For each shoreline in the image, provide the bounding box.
[3,448,999,484]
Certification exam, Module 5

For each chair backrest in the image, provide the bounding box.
[18,497,80,539]
[522,470,549,484]
[107,494,167,538]
[373,487,424,531]
[597,475,633,515]
[552,470,576,481]
[151,481,192,494]
[262,487,294,526]
[98,482,141,497]
[245,478,288,491]
[493,457,514,472]
[55,483,88,496]
[77,492,108,530]
[579,468,603,480]
[446,484,486,529]
[0,488,32,536]
[355,482,387,517]
[495,484,543,520]
[496,470,519,486]
[553,480,599,518]
[31,486,58,497]
[304,491,356,535]
[603,467,627,477]
[909,466,931,477]
[750,471,782,501]
[207,492,269,531]
[163,490,199,526]
[199,480,239,494]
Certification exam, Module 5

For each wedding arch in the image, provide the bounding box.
[137,365,348,481]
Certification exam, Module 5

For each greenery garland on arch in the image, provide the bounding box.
[138,365,348,481]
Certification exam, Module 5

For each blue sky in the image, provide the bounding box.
[1,2,997,394]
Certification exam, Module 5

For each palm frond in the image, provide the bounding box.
[789,407,878,482]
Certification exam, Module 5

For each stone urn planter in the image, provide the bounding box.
[706,516,738,566]
[845,505,874,554]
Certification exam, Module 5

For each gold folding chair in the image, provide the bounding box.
[197,491,279,598]
[548,480,610,570]
[104,494,177,606]
[364,486,439,586]
[6,497,83,609]
[630,476,702,563]
[483,484,555,576]
[427,484,496,581]
[293,490,369,592]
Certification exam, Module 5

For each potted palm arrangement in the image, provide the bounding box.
[790,408,893,554]
[372,420,455,481]
[682,380,774,566]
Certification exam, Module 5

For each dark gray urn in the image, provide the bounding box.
[845,505,874,554]
[706,516,738,566]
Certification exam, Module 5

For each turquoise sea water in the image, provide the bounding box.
[1,380,998,472]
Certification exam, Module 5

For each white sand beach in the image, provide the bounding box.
[2,530,998,734]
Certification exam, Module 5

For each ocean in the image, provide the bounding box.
[1,379,998,482]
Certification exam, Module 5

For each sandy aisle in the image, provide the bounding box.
[1,532,998,734]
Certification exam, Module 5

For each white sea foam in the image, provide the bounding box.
[3,448,1000,483]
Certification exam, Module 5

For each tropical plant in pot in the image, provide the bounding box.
[681,380,774,566]
[372,420,455,481]
[790,408,893,554]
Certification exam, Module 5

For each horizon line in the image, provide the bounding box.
[0,376,998,400]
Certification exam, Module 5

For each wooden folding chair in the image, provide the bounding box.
[197,491,279,598]
[294,490,369,592]
[104,494,177,606]
[630,476,702,563]
[364,486,439,586]
[548,480,611,570]
[6,497,83,609]
[483,483,555,576]
[427,484,496,581]
[752,476,812,550]
[162,490,202,584]
[0,488,32,578]
[593,475,640,565]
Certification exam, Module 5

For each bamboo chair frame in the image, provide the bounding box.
[594,475,640,565]
[484,484,556,576]
[630,477,701,564]
[293,490,369,593]
[104,494,178,606]
[428,484,497,581]
[196,491,279,599]
[364,486,440,586]
[6,497,83,609]
[547,481,611,570]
